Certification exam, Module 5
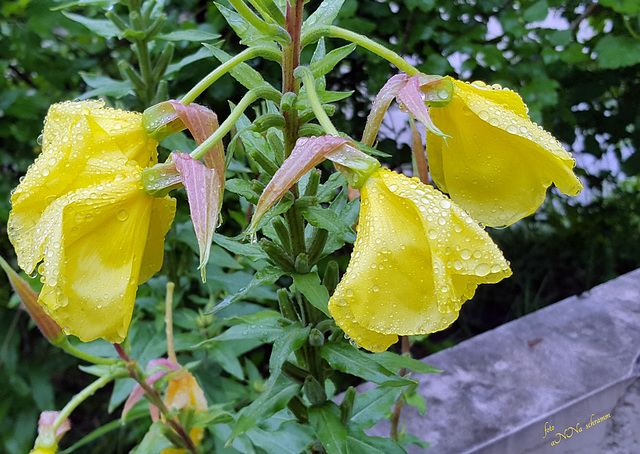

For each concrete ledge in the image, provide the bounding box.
[368,269,640,453]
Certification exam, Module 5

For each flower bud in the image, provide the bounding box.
[0,256,64,344]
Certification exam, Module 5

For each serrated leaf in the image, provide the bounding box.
[204,43,273,91]
[301,0,346,36]
[351,386,404,429]
[369,351,441,375]
[292,271,330,316]
[594,35,640,69]
[346,426,407,454]
[62,12,120,38]
[319,343,411,386]
[156,29,220,41]
[309,402,348,454]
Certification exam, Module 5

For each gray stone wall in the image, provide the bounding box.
[367,269,640,453]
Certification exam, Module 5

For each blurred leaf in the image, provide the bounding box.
[61,12,120,38]
[594,35,640,69]
[157,30,221,41]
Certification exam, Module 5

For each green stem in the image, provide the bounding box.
[52,370,128,432]
[58,338,120,365]
[302,25,418,76]
[294,66,339,136]
[180,47,282,105]
[189,86,281,161]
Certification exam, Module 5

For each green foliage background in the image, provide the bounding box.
[0,0,639,452]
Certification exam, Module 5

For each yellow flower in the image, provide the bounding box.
[162,371,208,454]
[8,101,176,343]
[30,448,56,454]
[426,78,582,227]
[328,168,511,352]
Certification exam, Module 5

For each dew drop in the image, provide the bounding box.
[440,199,451,209]
[117,209,129,221]
[461,249,471,260]
[474,263,490,277]
[372,285,379,293]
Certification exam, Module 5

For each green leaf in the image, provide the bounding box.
[129,422,172,453]
[369,351,441,375]
[246,424,314,454]
[78,73,133,99]
[319,343,412,386]
[230,377,301,440]
[156,29,221,41]
[599,0,640,14]
[308,402,348,454]
[61,12,120,38]
[226,178,260,204]
[346,426,407,454]
[204,43,274,91]
[594,35,640,69]
[206,265,283,314]
[351,386,404,429]
[301,0,346,36]
[522,0,548,22]
[310,43,357,78]
[316,171,346,203]
[165,47,213,77]
[399,432,431,450]
[208,310,283,343]
[292,271,330,316]
[404,388,427,416]
[301,205,355,243]
[215,2,279,48]
[213,234,268,260]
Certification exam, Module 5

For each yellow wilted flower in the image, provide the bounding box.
[328,167,511,352]
[8,100,176,343]
[161,371,208,454]
[426,78,582,227]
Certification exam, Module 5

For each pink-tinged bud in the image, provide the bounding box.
[362,73,452,147]
[142,101,187,141]
[0,256,64,344]
[30,411,71,453]
[248,136,380,233]
[173,152,222,282]
[396,75,448,138]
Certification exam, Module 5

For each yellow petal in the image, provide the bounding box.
[328,168,511,352]
[138,196,177,284]
[164,371,208,413]
[427,79,582,227]
[8,101,175,343]
[36,180,158,343]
